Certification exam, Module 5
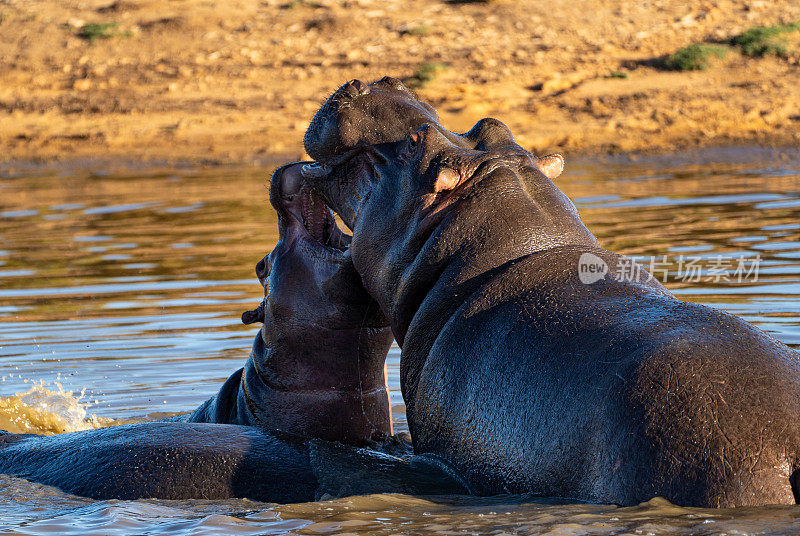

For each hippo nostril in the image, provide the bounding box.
[344,79,369,97]
[351,79,369,94]
[378,76,407,91]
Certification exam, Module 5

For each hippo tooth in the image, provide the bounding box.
[301,163,330,179]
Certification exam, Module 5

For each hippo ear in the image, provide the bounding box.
[433,168,462,193]
[536,154,564,180]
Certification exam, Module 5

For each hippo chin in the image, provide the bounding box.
[303,80,800,508]
[0,162,469,502]
[183,162,393,445]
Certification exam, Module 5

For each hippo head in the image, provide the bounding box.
[304,76,552,162]
[243,162,386,335]
[241,162,394,442]
[302,77,567,225]
[304,76,445,162]
[303,125,598,343]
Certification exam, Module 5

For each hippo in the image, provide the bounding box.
[182,162,393,445]
[0,162,468,502]
[301,79,800,507]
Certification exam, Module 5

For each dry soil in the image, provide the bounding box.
[1,0,799,166]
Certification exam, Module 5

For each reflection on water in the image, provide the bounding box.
[0,150,799,534]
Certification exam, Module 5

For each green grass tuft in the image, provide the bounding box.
[78,22,129,43]
[664,44,728,71]
[283,0,323,8]
[608,71,628,79]
[731,22,799,57]
[404,24,432,36]
[404,62,449,89]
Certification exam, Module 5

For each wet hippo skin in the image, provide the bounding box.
[0,423,317,502]
[303,80,800,507]
[183,162,394,446]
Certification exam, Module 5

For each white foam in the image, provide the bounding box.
[0,381,112,435]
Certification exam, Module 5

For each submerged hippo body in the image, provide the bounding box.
[0,423,317,502]
[303,79,800,507]
[0,162,469,502]
[183,162,393,445]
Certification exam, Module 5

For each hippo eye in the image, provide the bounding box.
[401,131,422,161]
[409,130,424,151]
[400,134,418,160]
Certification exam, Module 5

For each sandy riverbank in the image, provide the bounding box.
[1,0,799,167]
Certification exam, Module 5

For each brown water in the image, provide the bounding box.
[1,149,799,534]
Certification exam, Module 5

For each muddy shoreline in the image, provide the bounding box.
[1,0,799,167]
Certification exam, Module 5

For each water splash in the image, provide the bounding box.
[0,381,113,435]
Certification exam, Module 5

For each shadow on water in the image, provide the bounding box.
[0,148,799,534]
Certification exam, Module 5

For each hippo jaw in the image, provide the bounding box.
[270,161,351,253]
[301,75,437,228]
[241,162,386,333]
[301,146,387,231]
[241,163,351,325]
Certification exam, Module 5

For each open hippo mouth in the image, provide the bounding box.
[241,162,351,325]
[274,162,350,250]
[300,147,387,230]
